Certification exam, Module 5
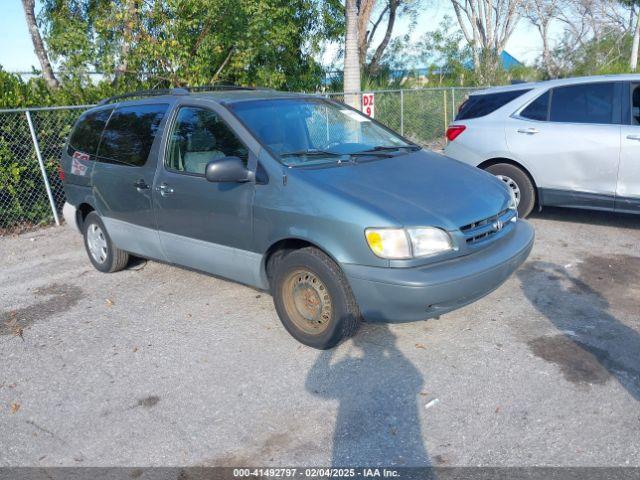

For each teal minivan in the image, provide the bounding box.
[62,87,534,349]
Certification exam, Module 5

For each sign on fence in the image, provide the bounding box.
[362,93,375,118]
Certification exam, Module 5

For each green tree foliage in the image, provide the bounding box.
[552,28,636,76]
[361,17,539,88]
[40,0,342,91]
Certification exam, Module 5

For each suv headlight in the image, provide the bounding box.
[365,227,454,259]
[507,188,518,221]
[507,187,518,210]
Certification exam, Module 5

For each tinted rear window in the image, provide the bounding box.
[550,83,619,124]
[520,91,550,121]
[456,89,530,120]
[97,104,169,166]
[632,84,640,125]
[67,108,113,158]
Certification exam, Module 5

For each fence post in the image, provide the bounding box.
[25,110,60,226]
[443,90,448,133]
[400,89,404,136]
[451,88,456,119]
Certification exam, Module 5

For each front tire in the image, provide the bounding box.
[272,247,361,349]
[485,163,536,218]
[83,212,129,273]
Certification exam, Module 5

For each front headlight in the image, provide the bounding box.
[507,188,519,222]
[507,187,518,210]
[407,227,454,257]
[365,227,454,259]
[365,228,411,259]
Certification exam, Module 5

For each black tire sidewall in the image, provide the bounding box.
[486,163,536,218]
[273,249,353,349]
[83,212,116,273]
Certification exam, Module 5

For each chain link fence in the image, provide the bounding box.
[0,105,90,235]
[325,87,475,149]
[0,87,475,236]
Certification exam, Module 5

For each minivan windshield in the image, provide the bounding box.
[229,98,416,166]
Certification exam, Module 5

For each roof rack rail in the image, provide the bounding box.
[186,84,257,92]
[97,84,259,106]
[97,87,189,105]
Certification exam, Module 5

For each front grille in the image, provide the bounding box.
[460,208,516,245]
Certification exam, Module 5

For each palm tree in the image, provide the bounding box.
[344,0,361,108]
[21,0,59,89]
[629,1,640,70]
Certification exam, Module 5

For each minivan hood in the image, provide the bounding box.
[289,150,511,229]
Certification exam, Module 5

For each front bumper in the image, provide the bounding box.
[342,220,535,322]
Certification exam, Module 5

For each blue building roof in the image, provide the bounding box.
[500,51,522,69]
[322,51,522,85]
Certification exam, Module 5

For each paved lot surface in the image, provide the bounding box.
[1,208,639,467]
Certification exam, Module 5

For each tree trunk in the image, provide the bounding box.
[631,9,640,71]
[367,0,398,76]
[539,21,556,77]
[344,0,361,108]
[357,0,376,67]
[21,0,59,89]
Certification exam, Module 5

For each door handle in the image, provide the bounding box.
[517,127,539,135]
[626,134,640,141]
[134,179,150,190]
[156,183,175,196]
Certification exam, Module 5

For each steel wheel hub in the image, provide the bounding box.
[282,269,332,334]
[87,223,108,264]
[495,174,521,206]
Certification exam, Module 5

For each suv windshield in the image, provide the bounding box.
[229,98,414,166]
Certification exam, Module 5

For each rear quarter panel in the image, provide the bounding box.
[443,117,511,166]
[60,143,96,208]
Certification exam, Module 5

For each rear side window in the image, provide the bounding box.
[630,84,640,125]
[520,91,550,121]
[67,108,113,158]
[97,104,169,166]
[456,89,530,120]
[549,83,619,124]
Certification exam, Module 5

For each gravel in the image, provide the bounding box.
[0,207,639,467]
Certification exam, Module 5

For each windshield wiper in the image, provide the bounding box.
[280,149,343,158]
[356,145,422,154]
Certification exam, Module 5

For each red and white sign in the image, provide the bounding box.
[71,156,88,176]
[362,93,375,118]
[72,150,90,161]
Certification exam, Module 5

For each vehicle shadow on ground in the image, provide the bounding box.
[305,322,432,467]
[529,207,640,230]
[518,260,640,401]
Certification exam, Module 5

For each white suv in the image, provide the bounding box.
[444,74,640,217]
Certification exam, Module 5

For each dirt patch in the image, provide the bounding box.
[207,431,295,467]
[576,255,640,312]
[0,283,82,335]
[136,395,160,408]
[528,336,611,385]
[529,334,640,387]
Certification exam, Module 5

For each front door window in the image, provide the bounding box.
[166,107,248,175]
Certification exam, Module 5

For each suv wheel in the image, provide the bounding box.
[485,163,536,218]
[83,212,129,273]
[272,247,361,349]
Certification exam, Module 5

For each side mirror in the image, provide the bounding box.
[205,156,250,183]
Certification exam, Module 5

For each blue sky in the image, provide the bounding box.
[1,0,543,73]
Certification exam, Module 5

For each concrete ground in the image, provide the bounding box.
[0,208,639,467]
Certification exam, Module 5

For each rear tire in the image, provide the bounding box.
[485,163,536,218]
[272,247,361,349]
[83,212,129,273]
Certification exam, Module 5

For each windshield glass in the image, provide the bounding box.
[229,98,413,166]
